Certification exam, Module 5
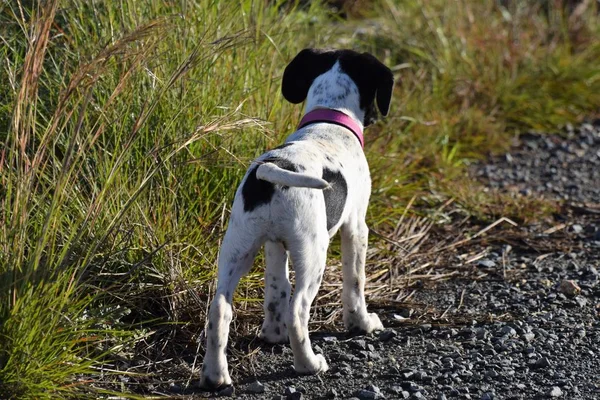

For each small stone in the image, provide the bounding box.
[572,224,584,234]
[402,381,422,393]
[284,386,296,395]
[500,326,517,337]
[351,339,367,350]
[323,336,338,343]
[478,259,497,268]
[379,329,397,342]
[401,370,414,379]
[365,384,381,394]
[413,371,427,381]
[288,393,303,400]
[575,296,588,308]
[535,357,551,369]
[485,369,499,379]
[558,280,581,296]
[481,393,494,400]
[218,385,235,397]
[247,380,265,394]
[168,382,182,393]
[549,386,563,397]
[355,389,380,400]
[523,332,535,342]
[437,394,448,400]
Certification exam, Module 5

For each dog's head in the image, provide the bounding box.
[282,48,394,126]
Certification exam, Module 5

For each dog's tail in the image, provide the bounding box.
[256,163,329,189]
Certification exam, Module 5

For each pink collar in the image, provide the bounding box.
[298,109,364,148]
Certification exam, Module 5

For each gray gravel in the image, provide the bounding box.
[473,120,600,205]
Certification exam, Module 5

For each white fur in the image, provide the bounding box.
[256,162,329,189]
[200,60,383,389]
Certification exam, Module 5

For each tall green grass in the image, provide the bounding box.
[0,0,328,397]
[357,0,600,225]
[1,0,599,397]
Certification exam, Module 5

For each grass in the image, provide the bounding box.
[1,0,599,397]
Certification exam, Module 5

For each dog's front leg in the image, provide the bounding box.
[340,219,383,334]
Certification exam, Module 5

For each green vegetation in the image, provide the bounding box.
[1,0,598,397]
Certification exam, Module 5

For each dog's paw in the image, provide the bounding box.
[294,353,329,375]
[199,367,232,391]
[345,312,384,335]
[366,312,384,333]
[259,324,289,344]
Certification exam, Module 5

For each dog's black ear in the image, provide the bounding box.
[282,48,335,104]
[365,53,394,116]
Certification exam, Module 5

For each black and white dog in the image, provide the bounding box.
[200,48,394,389]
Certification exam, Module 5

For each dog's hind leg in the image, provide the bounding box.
[260,241,291,343]
[200,227,261,390]
[340,218,383,334]
[286,230,329,375]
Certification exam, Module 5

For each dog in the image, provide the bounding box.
[200,48,394,389]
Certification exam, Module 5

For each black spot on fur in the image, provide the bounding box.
[242,166,275,212]
[322,168,347,230]
[202,364,207,372]
[354,280,360,293]
[268,302,277,313]
[282,49,339,104]
[208,322,213,330]
[276,313,281,322]
[281,291,287,298]
[270,284,278,290]
[325,155,333,163]
[275,327,281,335]
[228,270,233,276]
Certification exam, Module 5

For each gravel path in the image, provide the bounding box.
[184,123,600,399]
